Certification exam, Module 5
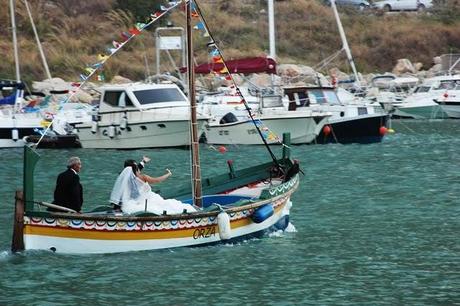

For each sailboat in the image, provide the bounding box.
[11,0,300,254]
[0,0,43,148]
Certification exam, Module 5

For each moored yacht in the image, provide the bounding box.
[283,86,389,144]
[73,82,209,149]
[392,75,460,119]
[203,92,330,145]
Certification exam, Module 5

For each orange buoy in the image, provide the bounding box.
[218,146,227,154]
[323,125,331,136]
[379,126,388,136]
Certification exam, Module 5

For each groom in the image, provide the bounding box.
[51,156,83,213]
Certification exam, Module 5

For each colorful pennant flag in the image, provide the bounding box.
[97,54,109,62]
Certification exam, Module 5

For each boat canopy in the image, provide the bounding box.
[181,57,277,75]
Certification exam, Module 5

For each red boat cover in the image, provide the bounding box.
[181,57,277,74]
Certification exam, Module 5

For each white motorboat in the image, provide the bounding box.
[74,83,209,149]
[284,86,389,144]
[200,88,330,145]
[392,75,460,119]
[434,88,460,118]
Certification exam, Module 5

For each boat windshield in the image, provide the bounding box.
[133,88,186,105]
[414,86,431,93]
[434,80,458,90]
[308,89,341,105]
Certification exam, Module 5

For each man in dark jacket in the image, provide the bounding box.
[52,156,83,212]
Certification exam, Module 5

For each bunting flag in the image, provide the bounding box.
[209,48,219,56]
[135,22,147,30]
[193,22,205,31]
[92,62,103,69]
[129,27,141,35]
[151,12,162,19]
[97,54,109,62]
[121,32,132,41]
[84,67,95,74]
[212,56,223,63]
[112,40,122,48]
[97,72,105,82]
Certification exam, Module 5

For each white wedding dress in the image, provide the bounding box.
[109,167,197,215]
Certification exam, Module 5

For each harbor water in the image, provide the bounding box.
[0,119,459,305]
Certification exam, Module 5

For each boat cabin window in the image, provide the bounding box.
[133,88,186,105]
[435,80,457,90]
[261,95,283,108]
[414,86,431,93]
[308,89,340,105]
[297,92,309,106]
[103,91,134,108]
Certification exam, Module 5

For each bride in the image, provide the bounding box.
[109,163,197,215]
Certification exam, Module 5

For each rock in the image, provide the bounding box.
[71,90,93,103]
[392,59,416,75]
[111,75,132,84]
[433,56,442,65]
[414,62,423,71]
[32,77,72,92]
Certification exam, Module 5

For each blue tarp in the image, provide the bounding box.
[0,94,16,105]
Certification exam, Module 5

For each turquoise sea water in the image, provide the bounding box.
[0,119,459,305]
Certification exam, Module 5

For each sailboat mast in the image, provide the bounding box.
[330,0,361,86]
[9,0,20,82]
[186,0,202,207]
[23,0,52,80]
[268,0,276,59]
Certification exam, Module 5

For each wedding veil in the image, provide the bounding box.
[109,167,141,205]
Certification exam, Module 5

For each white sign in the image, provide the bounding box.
[159,36,182,50]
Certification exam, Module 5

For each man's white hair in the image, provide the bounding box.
[67,156,81,168]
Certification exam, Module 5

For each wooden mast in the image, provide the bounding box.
[186,0,202,207]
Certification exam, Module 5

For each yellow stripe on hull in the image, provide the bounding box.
[24,216,255,240]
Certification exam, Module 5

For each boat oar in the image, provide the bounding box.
[36,201,78,213]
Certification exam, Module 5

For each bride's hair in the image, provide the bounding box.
[124,159,139,174]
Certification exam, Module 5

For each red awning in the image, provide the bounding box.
[181,57,277,75]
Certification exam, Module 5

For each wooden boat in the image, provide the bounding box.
[11,0,300,254]
[12,140,299,254]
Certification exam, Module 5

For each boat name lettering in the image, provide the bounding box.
[247,129,257,135]
[192,226,216,239]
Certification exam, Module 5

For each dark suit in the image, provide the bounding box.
[52,168,83,212]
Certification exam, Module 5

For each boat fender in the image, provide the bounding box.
[11,128,19,141]
[120,115,128,130]
[251,204,274,223]
[217,211,231,240]
[91,121,98,134]
[108,125,116,138]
